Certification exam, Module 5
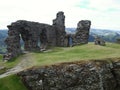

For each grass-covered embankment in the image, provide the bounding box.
[1,43,120,69]
[0,54,24,74]
[0,42,120,90]
[0,74,27,90]
[33,43,120,66]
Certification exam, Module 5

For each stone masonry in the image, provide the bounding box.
[18,59,120,90]
[3,11,66,60]
[94,36,106,46]
[64,20,91,46]
[53,11,66,46]
[3,11,91,61]
[116,38,120,44]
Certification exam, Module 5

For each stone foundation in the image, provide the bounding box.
[18,59,120,90]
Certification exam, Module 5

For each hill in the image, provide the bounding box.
[0,30,8,54]
[66,28,120,42]
[0,42,120,90]
[90,29,120,42]
[0,43,120,74]
[0,30,8,46]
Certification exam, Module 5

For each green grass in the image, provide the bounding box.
[0,43,120,69]
[1,42,120,69]
[0,74,27,90]
[32,43,120,66]
[0,54,2,60]
[0,42,120,90]
[0,54,24,74]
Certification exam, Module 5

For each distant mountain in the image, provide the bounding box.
[66,28,120,42]
[66,28,76,34]
[0,30,8,46]
[0,30,8,54]
[90,29,120,42]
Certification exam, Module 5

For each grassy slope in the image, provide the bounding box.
[0,54,25,68]
[0,42,120,90]
[0,74,27,90]
[33,43,120,66]
[0,54,2,60]
[1,43,120,68]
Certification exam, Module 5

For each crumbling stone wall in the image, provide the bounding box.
[18,59,120,90]
[3,21,57,60]
[116,38,120,44]
[64,20,91,46]
[73,20,91,45]
[94,36,106,46]
[3,26,21,60]
[3,12,66,60]
[53,11,66,46]
[4,11,91,60]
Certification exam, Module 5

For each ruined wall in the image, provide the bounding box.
[64,20,91,47]
[3,21,57,60]
[18,59,120,90]
[4,12,66,60]
[73,20,91,45]
[4,11,91,60]
[116,38,120,44]
[4,26,21,60]
[94,36,106,46]
[53,11,66,46]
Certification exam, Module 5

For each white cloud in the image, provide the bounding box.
[0,0,120,30]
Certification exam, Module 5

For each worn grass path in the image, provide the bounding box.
[0,53,35,78]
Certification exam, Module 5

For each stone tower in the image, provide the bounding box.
[53,11,66,46]
[73,20,91,45]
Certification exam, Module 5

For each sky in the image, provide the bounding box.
[0,0,120,30]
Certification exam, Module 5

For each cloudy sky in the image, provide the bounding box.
[0,0,120,30]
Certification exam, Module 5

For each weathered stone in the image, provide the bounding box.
[18,60,120,90]
[112,60,120,87]
[116,38,120,44]
[74,20,91,44]
[3,12,66,61]
[94,36,106,46]
[53,11,66,46]
[3,11,91,61]
[65,20,91,46]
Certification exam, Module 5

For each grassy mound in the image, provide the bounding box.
[1,43,120,69]
[0,74,27,90]
[0,43,120,90]
[32,43,120,66]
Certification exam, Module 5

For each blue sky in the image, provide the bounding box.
[0,0,120,30]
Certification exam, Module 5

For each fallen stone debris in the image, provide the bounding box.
[94,36,106,46]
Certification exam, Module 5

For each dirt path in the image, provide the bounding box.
[0,53,35,78]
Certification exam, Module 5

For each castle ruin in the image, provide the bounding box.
[3,11,91,61]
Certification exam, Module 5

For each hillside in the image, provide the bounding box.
[66,28,120,42]
[0,43,120,90]
[0,30,7,54]
[0,43,120,75]
[90,29,120,42]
